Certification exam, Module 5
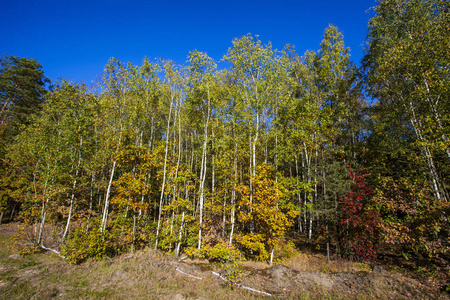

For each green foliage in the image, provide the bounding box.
[61,225,114,264]
[363,0,450,201]
[187,241,242,263]
[0,55,50,221]
[273,239,298,264]
[374,177,450,260]
[0,167,34,225]
[0,55,49,132]
[4,15,450,278]
[18,259,36,269]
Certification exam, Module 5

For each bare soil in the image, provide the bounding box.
[174,258,447,299]
[1,223,449,299]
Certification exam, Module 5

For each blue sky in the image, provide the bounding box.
[1,0,377,85]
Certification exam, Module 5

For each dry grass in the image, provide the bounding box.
[285,251,371,273]
[1,224,447,300]
[0,225,263,299]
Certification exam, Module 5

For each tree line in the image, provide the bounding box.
[1,0,449,265]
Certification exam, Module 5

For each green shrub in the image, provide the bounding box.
[187,241,242,263]
[61,226,114,264]
[274,239,298,264]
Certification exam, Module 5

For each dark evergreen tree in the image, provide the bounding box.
[0,55,49,223]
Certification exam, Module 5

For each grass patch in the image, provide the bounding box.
[0,281,34,300]
[68,288,116,298]
[18,259,36,269]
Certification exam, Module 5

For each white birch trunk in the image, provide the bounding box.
[101,160,116,233]
[155,95,174,249]
[197,94,210,249]
[101,129,122,233]
[63,136,83,241]
[405,100,447,201]
[229,139,238,245]
[176,211,185,257]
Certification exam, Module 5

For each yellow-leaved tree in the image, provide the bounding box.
[236,164,298,265]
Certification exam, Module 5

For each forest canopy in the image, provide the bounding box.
[0,0,449,268]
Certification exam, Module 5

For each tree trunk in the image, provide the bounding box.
[85,172,95,233]
[323,150,330,264]
[63,136,83,242]
[423,78,450,160]
[101,131,122,233]
[101,160,116,233]
[197,133,208,249]
[176,211,185,257]
[37,176,49,245]
[131,213,136,254]
[198,96,210,250]
[155,94,174,249]
[270,247,275,266]
[405,100,447,201]
[229,139,238,245]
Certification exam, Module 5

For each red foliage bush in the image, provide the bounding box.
[340,166,381,260]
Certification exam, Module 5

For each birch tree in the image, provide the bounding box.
[363,0,450,202]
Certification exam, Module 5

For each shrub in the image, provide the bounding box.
[61,226,114,264]
[340,167,381,260]
[187,241,242,263]
[273,239,298,264]
[235,233,268,261]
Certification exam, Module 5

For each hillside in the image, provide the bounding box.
[1,223,448,299]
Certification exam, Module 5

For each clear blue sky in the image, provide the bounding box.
[1,0,377,85]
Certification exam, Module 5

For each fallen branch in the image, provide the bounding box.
[40,245,66,259]
[211,271,273,297]
[211,271,227,281]
[176,267,203,280]
[236,283,273,297]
